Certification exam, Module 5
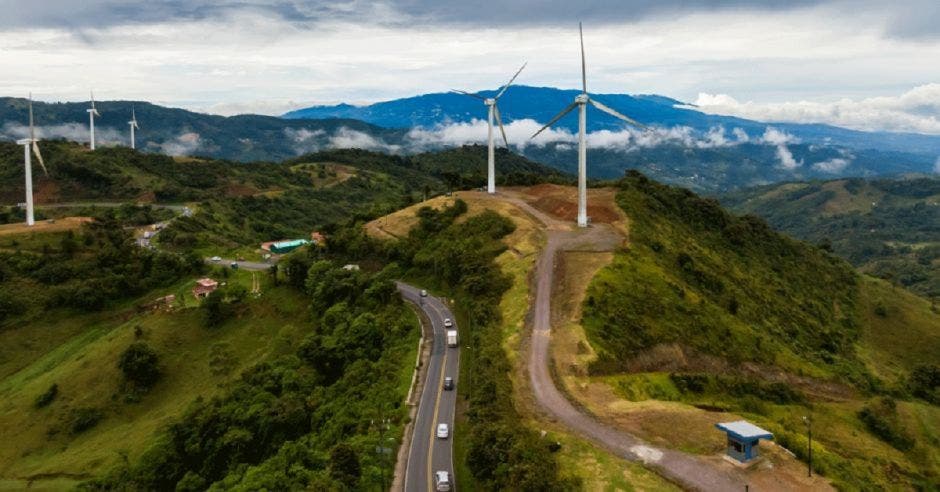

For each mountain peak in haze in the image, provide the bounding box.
[283,85,940,156]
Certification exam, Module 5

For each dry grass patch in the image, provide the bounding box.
[0,217,92,237]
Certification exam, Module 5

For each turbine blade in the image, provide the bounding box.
[495,62,527,99]
[530,102,577,140]
[451,89,484,100]
[590,99,645,128]
[90,90,95,109]
[493,104,509,147]
[580,22,587,94]
[32,142,47,175]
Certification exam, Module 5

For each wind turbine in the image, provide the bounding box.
[87,91,100,150]
[15,94,48,226]
[128,106,139,149]
[453,62,527,194]
[531,23,645,227]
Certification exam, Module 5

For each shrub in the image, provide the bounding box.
[329,443,360,488]
[118,342,161,389]
[908,364,940,404]
[858,397,915,451]
[670,373,708,393]
[70,407,104,434]
[34,383,59,408]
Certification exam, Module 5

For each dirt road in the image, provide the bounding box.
[504,191,751,491]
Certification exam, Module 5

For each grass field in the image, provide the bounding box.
[0,270,310,489]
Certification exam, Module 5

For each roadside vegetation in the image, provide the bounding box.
[581,171,940,489]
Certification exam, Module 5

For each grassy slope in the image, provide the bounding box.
[365,191,678,490]
[581,172,940,489]
[0,270,310,489]
[720,176,940,299]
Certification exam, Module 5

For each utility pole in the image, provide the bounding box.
[803,415,813,477]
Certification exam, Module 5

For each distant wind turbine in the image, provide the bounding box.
[530,23,644,227]
[128,106,139,149]
[87,91,101,150]
[453,62,527,194]
[15,94,48,226]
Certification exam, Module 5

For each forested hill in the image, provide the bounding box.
[582,171,940,489]
[720,176,940,299]
[0,97,399,162]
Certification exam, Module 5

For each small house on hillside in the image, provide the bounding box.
[311,231,326,245]
[716,420,773,465]
[342,264,360,271]
[192,278,219,299]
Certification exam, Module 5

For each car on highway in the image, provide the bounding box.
[211,256,222,262]
[434,471,451,491]
[443,318,453,328]
[230,262,239,270]
[436,423,449,439]
[443,377,454,390]
[420,289,428,297]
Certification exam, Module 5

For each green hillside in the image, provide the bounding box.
[582,171,940,489]
[720,176,940,300]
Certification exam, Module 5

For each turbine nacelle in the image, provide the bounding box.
[484,98,496,106]
[575,94,589,104]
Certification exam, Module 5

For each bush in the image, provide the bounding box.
[670,373,708,393]
[858,397,915,451]
[908,364,940,404]
[70,407,104,434]
[328,443,361,488]
[118,342,161,389]
[34,383,59,408]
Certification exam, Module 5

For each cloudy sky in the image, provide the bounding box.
[1,0,939,133]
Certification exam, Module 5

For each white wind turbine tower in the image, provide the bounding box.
[128,107,139,149]
[15,95,48,226]
[531,23,645,227]
[453,62,527,194]
[87,91,101,150]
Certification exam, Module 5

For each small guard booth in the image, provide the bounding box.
[715,420,773,465]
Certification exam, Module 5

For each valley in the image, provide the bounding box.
[0,140,937,491]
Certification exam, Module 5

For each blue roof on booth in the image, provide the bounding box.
[716,421,774,441]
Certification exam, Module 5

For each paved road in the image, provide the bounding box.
[204,258,273,271]
[32,201,189,212]
[489,191,750,491]
[398,283,458,492]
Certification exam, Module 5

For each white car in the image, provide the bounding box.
[420,289,428,297]
[434,471,451,491]
[443,318,453,328]
[436,423,449,439]
[210,256,222,262]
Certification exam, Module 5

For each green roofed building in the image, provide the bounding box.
[270,239,310,254]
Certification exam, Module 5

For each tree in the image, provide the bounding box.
[118,342,161,388]
[329,443,361,488]
[202,290,229,327]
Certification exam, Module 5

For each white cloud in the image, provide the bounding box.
[329,127,400,152]
[759,127,802,169]
[692,84,940,135]
[154,132,201,156]
[284,127,325,154]
[1,8,939,118]
[813,157,851,173]
[1,122,125,146]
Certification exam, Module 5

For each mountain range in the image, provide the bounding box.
[3,87,940,191]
